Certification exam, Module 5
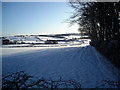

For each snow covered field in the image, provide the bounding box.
[2,42,120,88]
[2,33,84,45]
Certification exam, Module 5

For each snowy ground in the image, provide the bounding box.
[2,41,120,88]
[3,33,84,44]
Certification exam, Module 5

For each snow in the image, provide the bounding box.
[63,35,81,39]
[2,39,90,48]
[7,36,40,41]
[4,34,85,44]
[38,36,64,41]
[2,44,31,47]
[2,42,120,88]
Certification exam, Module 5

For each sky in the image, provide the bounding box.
[0,2,1,37]
[2,2,79,36]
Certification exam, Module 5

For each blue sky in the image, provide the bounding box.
[2,2,79,36]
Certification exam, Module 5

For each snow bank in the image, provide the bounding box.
[2,45,120,88]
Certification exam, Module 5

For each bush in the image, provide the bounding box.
[2,71,81,89]
[3,71,120,88]
[90,40,120,68]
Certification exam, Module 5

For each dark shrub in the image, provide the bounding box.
[91,40,120,68]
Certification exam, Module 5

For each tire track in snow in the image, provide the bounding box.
[90,46,120,81]
[2,46,120,88]
[73,46,120,87]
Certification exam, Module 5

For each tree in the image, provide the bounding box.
[68,1,120,42]
[68,1,120,67]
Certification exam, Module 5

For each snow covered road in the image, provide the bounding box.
[2,45,120,88]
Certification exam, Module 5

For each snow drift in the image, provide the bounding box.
[2,45,120,88]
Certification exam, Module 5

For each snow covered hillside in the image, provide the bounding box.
[2,42,120,88]
[2,33,89,46]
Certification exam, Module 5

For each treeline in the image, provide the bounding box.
[68,1,120,67]
[69,1,120,41]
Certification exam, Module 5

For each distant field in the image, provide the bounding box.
[1,33,89,45]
